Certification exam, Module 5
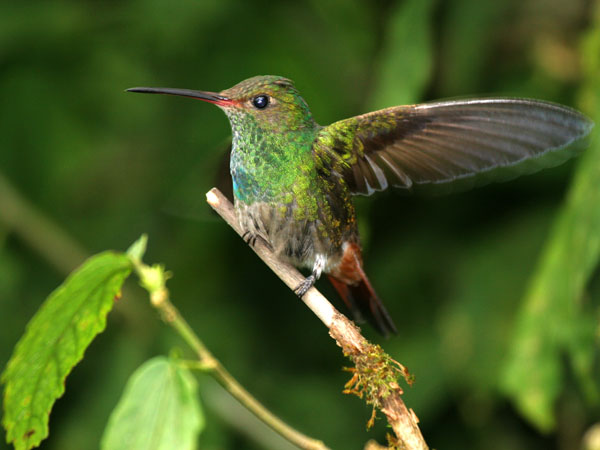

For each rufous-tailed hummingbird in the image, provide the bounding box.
[128,75,593,336]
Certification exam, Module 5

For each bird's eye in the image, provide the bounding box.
[252,95,270,109]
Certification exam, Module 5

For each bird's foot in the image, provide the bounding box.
[293,274,316,298]
[241,231,273,251]
[242,231,258,246]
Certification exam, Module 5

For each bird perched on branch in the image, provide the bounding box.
[128,75,593,336]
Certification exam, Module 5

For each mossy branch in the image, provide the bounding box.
[206,187,429,450]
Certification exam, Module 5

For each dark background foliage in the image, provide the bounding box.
[1,0,598,448]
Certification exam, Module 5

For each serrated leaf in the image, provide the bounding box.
[369,0,436,109]
[1,251,132,450]
[101,356,204,450]
[500,18,600,430]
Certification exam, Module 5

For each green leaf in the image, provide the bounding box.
[101,356,204,450]
[369,0,436,109]
[1,251,132,450]
[500,17,600,430]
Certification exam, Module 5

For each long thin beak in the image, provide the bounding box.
[126,87,234,106]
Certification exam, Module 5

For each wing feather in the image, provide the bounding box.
[314,98,593,195]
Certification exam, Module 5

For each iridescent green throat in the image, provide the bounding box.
[227,108,320,210]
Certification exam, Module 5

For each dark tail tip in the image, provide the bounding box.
[328,275,397,337]
[357,282,398,337]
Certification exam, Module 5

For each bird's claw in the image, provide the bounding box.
[242,231,258,246]
[241,231,274,251]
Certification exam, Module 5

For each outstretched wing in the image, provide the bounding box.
[313,98,593,195]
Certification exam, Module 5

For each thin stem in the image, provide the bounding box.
[133,262,330,450]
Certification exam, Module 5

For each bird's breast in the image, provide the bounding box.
[230,135,357,270]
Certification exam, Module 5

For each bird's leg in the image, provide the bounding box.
[293,254,326,297]
[293,273,316,297]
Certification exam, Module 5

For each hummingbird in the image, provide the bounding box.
[128,75,593,336]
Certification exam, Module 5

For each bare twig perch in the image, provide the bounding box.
[206,187,428,450]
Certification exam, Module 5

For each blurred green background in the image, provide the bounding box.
[1,0,599,449]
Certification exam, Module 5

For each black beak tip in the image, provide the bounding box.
[126,87,151,94]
